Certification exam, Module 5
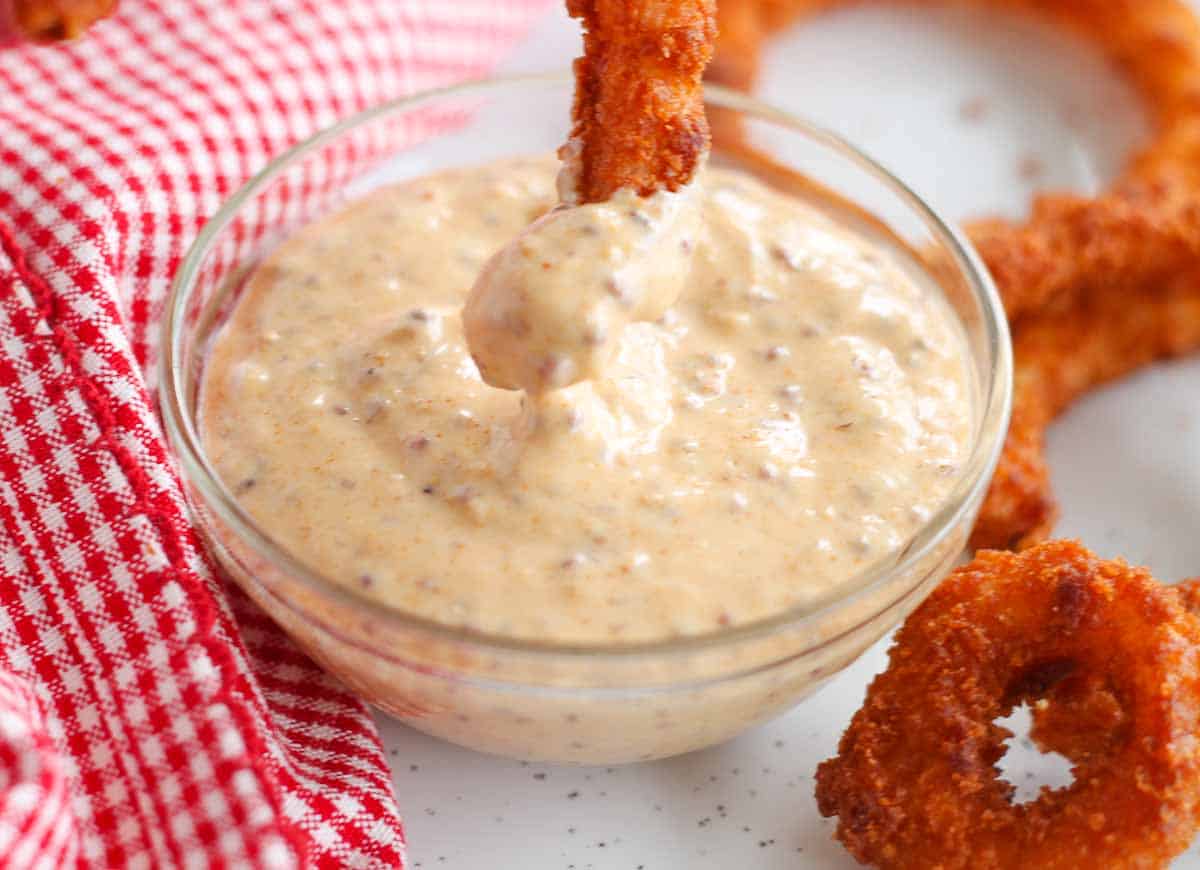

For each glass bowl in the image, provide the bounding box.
[160,74,1012,765]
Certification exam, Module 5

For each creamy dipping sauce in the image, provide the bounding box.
[202,156,973,644]
[464,183,698,393]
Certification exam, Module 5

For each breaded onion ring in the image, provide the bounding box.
[1027,573,1200,767]
[718,0,1200,320]
[974,269,1200,548]
[815,541,1200,869]
[711,1,1200,298]
[463,0,715,393]
[564,0,716,203]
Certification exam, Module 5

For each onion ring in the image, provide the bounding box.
[815,540,1200,869]
[563,0,716,203]
[975,267,1200,548]
[1027,574,1200,765]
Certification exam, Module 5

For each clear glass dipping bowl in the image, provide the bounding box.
[160,74,1012,765]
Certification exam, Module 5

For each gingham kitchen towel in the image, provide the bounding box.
[0,1,551,866]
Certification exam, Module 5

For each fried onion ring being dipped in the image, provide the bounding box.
[464,0,716,393]
[815,541,1200,870]
[563,0,717,203]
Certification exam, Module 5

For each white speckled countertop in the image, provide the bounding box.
[377,5,1200,868]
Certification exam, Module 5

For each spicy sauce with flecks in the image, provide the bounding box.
[201,156,973,643]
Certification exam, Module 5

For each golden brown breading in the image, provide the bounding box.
[565,0,716,203]
[1174,576,1200,616]
[815,541,1200,870]
[710,0,1200,319]
[1029,575,1200,765]
[971,269,1200,549]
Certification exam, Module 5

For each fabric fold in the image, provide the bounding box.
[0,1,551,865]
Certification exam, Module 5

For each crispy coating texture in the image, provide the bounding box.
[709,0,1200,549]
[815,541,1200,870]
[13,0,116,40]
[1025,671,1127,766]
[565,0,716,203]
[1029,577,1200,765]
[1176,577,1200,615]
[972,270,1200,549]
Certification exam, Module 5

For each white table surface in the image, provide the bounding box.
[376,5,1200,868]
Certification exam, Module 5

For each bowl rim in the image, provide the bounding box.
[159,71,1013,661]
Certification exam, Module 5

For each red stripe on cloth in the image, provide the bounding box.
[1,219,305,865]
[0,1,554,865]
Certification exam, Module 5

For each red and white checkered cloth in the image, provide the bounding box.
[0,1,551,866]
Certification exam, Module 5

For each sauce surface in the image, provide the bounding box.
[201,156,973,643]
[464,183,698,393]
